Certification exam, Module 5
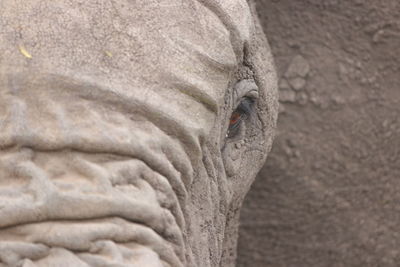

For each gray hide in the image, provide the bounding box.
[0,1,277,266]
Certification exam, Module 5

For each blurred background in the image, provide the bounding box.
[238,0,400,266]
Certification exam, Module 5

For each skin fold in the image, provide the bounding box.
[0,0,278,266]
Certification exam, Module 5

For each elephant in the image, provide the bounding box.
[0,0,278,266]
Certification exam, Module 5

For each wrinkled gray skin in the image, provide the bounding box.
[0,1,277,266]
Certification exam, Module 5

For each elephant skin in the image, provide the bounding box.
[0,0,278,266]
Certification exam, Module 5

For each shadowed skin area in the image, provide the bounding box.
[0,0,278,266]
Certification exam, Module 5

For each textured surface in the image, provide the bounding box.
[238,0,400,266]
[0,1,278,266]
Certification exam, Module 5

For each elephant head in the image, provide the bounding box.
[0,0,278,266]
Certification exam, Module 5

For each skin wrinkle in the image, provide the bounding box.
[42,74,196,192]
[71,155,114,191]
[33,248,93,267]
[27,218,182,265]
[0,0,229,197]
[14,143,189,220]
[0,150,186,266]
[158,36,227,114]
[0,150,185,232]
[0,0,278,266]
[166,32,235,74]
[105,159,186,242]
[6,169,183,250]
[0,243,50,258]
[1,217,180,251]
[113,159,186,231]
[0,100,192,230]
[195,0,250,63]
[202,146,226,258]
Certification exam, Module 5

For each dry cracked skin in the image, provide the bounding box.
[0,0,278,266]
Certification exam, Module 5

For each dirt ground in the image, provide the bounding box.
[238,0,400,266]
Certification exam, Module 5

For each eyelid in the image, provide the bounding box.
[246,90,259,99]
[233,79,259,105]
[236,97,254,115]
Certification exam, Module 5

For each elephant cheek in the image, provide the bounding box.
[222,142,242,177]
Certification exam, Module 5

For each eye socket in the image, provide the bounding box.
[227,97,255,138]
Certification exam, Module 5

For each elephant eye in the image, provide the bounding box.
[227,97,254,138]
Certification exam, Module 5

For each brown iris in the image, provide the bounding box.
[227,97,254,138]
[229,111,242,127]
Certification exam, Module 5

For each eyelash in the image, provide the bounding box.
[227,97,255,138]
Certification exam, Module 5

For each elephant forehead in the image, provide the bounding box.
[0,0,252,113]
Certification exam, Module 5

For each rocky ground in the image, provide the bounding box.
[238,0,400,266]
